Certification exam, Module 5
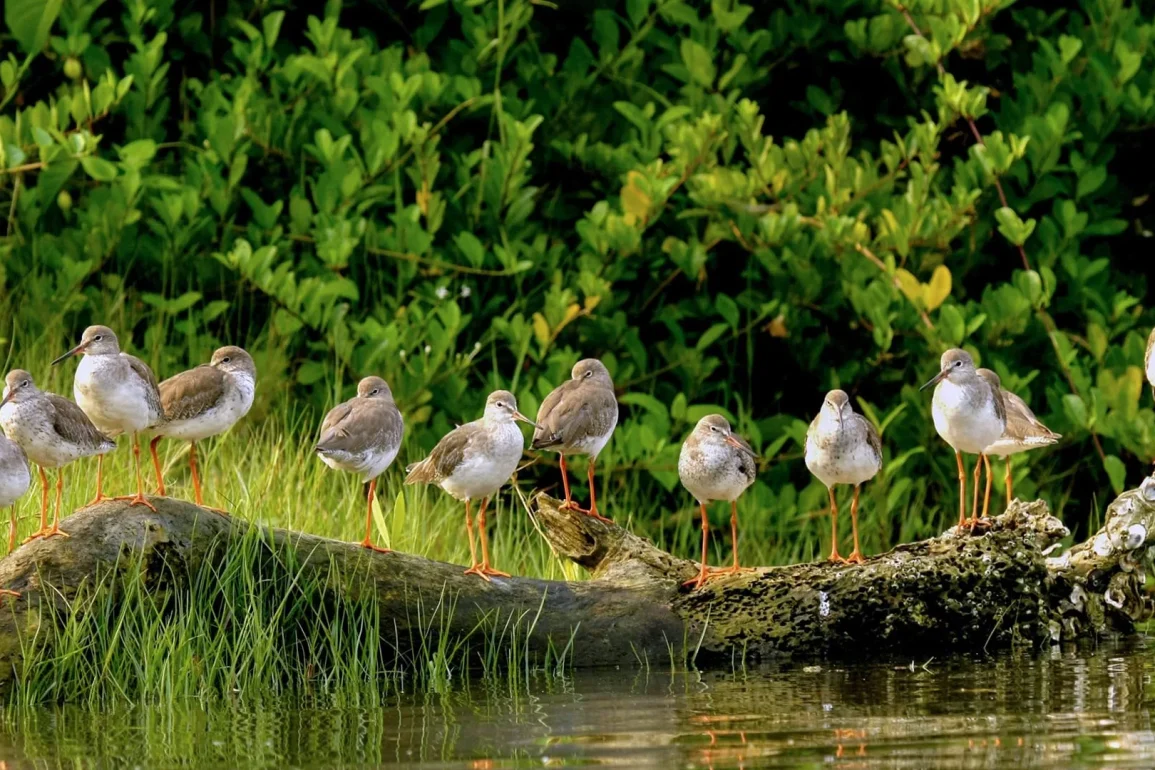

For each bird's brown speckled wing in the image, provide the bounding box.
[731,430,758,480]
[316,399,402,455]
[531,379,579,448]
[159,365,226,421]
[1001,390,1060,442]
[855,414,882,464]
[531,384,616,450]
[405,422,480,484]
[47,394,112,450]
[976,369,1006,426]
[124,353,164,419]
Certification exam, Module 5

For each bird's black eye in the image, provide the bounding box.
[222,357,231,364]
[21,381,28,388]
[371,388,380,396]
[584,370,592,378]
[710,426,718,432]
[954,360,962,367]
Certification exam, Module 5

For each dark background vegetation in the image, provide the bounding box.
[3,0,1155,556]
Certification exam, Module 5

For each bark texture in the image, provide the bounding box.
[0,479,1151,683]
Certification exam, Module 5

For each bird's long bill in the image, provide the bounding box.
[511,409,538,428]
[724,434,755,457]
[919,369,948,392]
[50,342,86,365]
[0,390,12,407]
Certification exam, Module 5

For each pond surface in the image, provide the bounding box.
[2,639,1155,768]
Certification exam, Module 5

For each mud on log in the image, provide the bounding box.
[0,478,1153,683]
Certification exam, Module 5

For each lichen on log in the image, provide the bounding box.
[0,478,1150,686]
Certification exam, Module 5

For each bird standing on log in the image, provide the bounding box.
[315,376,403,553]
[405,390,535,581]
[982,378,1060,507]
[531,359,618,523]
[922,349,1006,529]
[0,370,115,541]
[150,346,256,512]
[0,434,30,554]
[678,414,758,589]
[53,326,165,510]
[804,390,882,563]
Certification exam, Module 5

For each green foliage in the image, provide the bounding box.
[2,0,1155,547]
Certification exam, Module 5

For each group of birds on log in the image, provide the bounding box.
[19,318,1146,595]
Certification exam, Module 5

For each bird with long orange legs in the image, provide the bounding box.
[981,379,1060,510]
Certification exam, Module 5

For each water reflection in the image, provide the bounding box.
[1,639,1154,768]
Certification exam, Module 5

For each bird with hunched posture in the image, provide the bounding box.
[0,434,30,554]
[804,390,882,563]
[150,346,256,511]
[678,414,758,589]
[531,359,618,523]
[981,377,1060,507]
[405,390,535,581]
[0,370,115,542]
[52,326,165,510]
[315,376,404,553]
[921,349,1006,529]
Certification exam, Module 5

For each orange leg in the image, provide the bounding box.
[358,478,389,553]
[465,497,509,580]
[714,500,755,576]
[463,499,478,571]
[150,435,166,496]
[45,469,69,539]
[189,442,227,514]
[0,588,18,601]
[1005,456,1014,505]
[557,455,587,513]
[845,485,865,564]
[683,502,712,589]
[828,487,846,563]
[585,457,612,523]
[85,453,109,507]
[113,434,157,511]
[981,453,993,521]
[955,451,966,528]
[7,504,15,553]
[970,452,982,526]
[22,467,50,543]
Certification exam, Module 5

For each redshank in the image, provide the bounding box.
[804,390,882,563]
[52,326,165,510]
[678,414,758,589]
[531,359,618,522]
[921,349,1006,528]
[150,346,256,511]
[1146,327,1155,402]
[982,375,1060,506]
[0,370,115,541]
[404,390,535,580]
[0,434,30,555]
[315,376,403,553]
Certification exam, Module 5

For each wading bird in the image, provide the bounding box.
[982,377,1060,507]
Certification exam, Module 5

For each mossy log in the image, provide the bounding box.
[0,478,1153,684]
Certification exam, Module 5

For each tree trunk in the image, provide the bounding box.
[0,479,1152,684]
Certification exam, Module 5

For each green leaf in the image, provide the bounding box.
[695,323,729,351]
[1103,455,1126,495]
[715,294,739,329]
[679,39,715,87]
[1062,393,1088,429]
[5,0,62,54]
[79,156,118,182]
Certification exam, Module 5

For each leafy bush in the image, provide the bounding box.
[2,0,1154,553]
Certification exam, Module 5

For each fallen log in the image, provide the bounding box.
[0,477,1152,685]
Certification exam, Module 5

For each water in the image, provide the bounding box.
[3,640,1155,768]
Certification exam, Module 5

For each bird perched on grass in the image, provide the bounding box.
[678,414,758,589]
[0,370,115,542]
[150,346,256,511]
[531,359,618,522]
[315,376,403,553]
[982,378,1060,507]
[804,390,882,563]
[921,349,1006,529]
[53,326,164,510]
[405,390,535,581]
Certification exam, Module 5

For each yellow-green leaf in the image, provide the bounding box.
[924,265,952,310]
[620,170,652,224]
[894,268,921,302]
[531,312,551,346]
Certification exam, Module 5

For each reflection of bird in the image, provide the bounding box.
[983,382,1060,506]
[315,377,403,553]
[151,346,257,511]
[53,325,165,510]
[405,391,535,581]
[678,415,757,589]
[0,435,30,553]
[921,349,1006,528]
[0,370,115,542]
[531,359,618,522]
[805,390,882,563]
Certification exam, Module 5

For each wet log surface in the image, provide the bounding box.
[0,478,1153,684]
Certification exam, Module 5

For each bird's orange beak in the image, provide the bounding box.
[724,433,754,458]
[51,340,88,366]
[511,409,537,428]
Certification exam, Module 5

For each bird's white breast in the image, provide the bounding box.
[1,401,88,468]
[804,411,881,488]
[75,356,158,434]
[0,444,30,507]
[441,423,524,501]
[678,442,754,503]
[931,380,1004,455]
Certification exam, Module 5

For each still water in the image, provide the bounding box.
[2,639,1155,768]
